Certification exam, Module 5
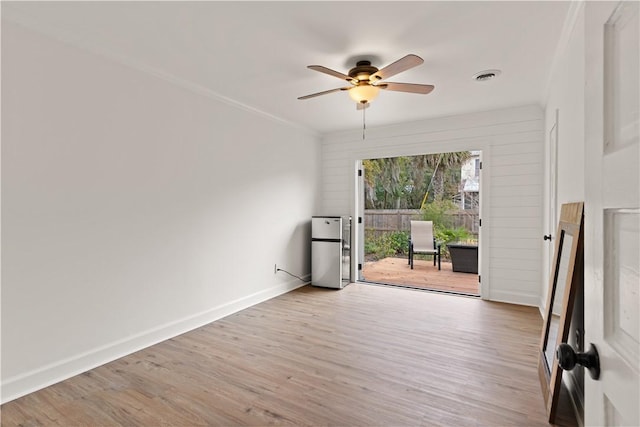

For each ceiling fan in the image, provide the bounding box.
[298,54,434,110]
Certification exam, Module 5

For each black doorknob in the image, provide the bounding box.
[556,343,600,380]
[543,234,552,241]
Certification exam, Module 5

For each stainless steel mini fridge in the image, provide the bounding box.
[311,216,351,289]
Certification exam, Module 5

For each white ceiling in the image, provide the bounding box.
[3,1,571,134]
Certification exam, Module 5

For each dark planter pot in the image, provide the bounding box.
[447,243,478,274]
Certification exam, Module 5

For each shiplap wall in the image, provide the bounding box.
[319,105,544,306]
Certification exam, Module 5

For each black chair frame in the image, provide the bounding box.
[408,238,441,270]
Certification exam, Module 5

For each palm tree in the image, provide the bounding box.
[423,151,471,204]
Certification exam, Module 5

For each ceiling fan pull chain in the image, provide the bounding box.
[362,104,366,140]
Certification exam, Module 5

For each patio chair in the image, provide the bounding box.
[408,220,441,270]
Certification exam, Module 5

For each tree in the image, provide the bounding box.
[363,151,471,209]
[423,152,471,203]
[362,159,381,208]
[363,157,411,209]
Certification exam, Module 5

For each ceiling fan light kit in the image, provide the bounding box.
[348,84,380,104]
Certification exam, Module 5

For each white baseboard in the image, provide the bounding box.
[1,278,308,404]
[539,295,547,317]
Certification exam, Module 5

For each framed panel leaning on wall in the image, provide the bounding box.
[538,202,584,423]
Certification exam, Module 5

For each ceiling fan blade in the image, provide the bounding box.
[369,54,424,82]
[307,65,352,81]
[377,82,435,94]
[298,86,351,100]
[356,102,370,111]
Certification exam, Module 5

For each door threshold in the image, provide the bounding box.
[357,280,481,298]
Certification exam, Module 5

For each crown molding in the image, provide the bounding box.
[2,6,320,139]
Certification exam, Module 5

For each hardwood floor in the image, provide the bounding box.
[363,257,479,295]
[1,284,577,426]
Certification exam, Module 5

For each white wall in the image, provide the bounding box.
[543,4,586,303]
[320,105,545,306]
[1,21,320,403]
[542,4,586,422]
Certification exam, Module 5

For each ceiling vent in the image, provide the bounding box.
[473,69,501,82]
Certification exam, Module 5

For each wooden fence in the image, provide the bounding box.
[364,209,479,238]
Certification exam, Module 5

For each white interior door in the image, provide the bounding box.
[584,1,640,425]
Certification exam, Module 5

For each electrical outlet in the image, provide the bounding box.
[274,264,278,274]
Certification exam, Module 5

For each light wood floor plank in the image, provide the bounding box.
[1,284,577,426]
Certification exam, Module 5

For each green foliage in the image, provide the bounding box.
[420,198,458,229]
[364,230,409,260]
[435,227,472,246]
[363,151,471,209]
[421,198,474,260]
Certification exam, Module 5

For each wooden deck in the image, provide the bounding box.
[362,256,479,295]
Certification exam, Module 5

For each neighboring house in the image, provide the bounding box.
[457,150,481,210]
